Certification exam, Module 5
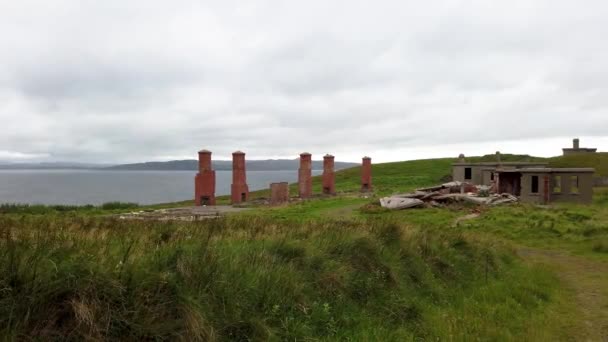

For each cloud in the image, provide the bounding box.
[0,0,607,163]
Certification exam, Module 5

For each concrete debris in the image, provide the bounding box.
[416,181,480,194]
[379,197,425,210]
[394,191,428,199]
[116,205,250,221]
[380,181,518,210]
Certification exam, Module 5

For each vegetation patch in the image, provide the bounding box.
[0,215,556,340]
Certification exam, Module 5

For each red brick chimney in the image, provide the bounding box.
[194,149,216,205]
[322,154,336,195]
[231,151,249,204]
[298,152,312,198]
[361,156,372,192]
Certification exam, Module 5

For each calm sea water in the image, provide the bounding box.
[0,170,322,205]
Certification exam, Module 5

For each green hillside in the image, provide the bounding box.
[326,158,455,195]
[547,152,608,176]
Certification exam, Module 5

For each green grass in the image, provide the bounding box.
[444,189,608,258]
[0,202,138,215]
[0,200,200,215]
[0,215,558,340]
[243,196,369,221]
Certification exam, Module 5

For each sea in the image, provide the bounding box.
[0,170,322,205]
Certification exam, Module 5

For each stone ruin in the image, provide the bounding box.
[230,151,249,204]
[361,156,373,192]
[194,150,216,206]
[194,149,373,206]
[298,152,312,199]
[270,182,289,205]
[322,154,336,195]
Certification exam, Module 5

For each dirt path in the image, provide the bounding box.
[518,248,608,341]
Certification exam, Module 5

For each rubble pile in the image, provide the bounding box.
[379,181,518,210]
[116,206,250,221]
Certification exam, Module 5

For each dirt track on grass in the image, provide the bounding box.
[518,248,608,341]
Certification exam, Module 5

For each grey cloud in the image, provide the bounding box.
[0,0,607,163]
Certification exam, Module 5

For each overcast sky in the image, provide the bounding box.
[1,0,607,164]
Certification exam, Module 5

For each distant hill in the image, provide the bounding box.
[103,159,358,171]
[453,152,608,177]
[0,162,110,170]
[547,152,608,176]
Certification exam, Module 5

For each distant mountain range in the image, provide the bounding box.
[0,162,110,170]
[0,159,358,171]
[103,159,358,171]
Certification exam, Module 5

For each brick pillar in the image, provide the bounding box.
[322,154,336,195]
[194,149,216,206]
[298,152,312,198]
[361,156,372,192]
[270,182,289,205]
[231,151,249,204]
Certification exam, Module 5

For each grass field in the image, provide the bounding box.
[0,214,562,340]
[1,154,607,340]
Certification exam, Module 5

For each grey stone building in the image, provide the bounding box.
[495,168,595,204]
[452,154,547,186]
[563,138,597,156]
[452,152,595,204]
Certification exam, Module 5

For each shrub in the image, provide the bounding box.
[592,240,608,253]
[100,202,139,210]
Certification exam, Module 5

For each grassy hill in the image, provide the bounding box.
[547,152,608,176]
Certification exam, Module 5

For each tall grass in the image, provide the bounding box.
[0,202,138,215]
[0,215,556,340]
[458,201,608,256]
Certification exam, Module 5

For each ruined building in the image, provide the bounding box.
[361,156,372,192]
[270,182,289,205]
[194,149,216,205]
[452,155,547,186]
[298,152,312,198]
[322,154,336,195]
[563,138,597,156]
[231,151,249,204]
[496,168,595,204]
[453,152,595,204]
[194,148,372,205]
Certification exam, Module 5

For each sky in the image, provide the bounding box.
[0,0,607,164]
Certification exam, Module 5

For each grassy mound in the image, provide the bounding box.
[548,152,608,176]
[0,216,556,340]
